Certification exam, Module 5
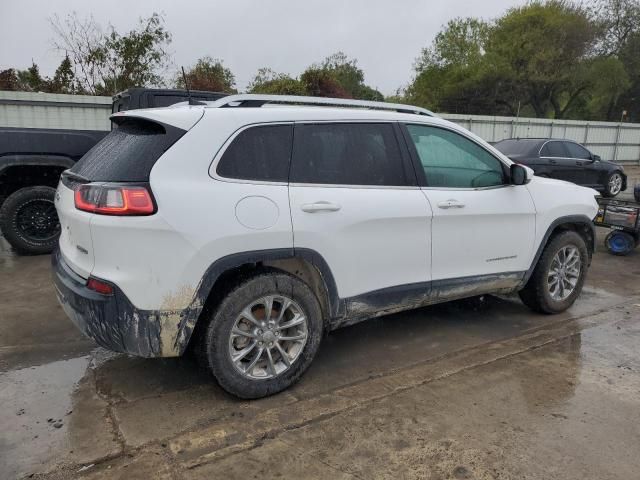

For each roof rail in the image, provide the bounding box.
[205,94,435,117]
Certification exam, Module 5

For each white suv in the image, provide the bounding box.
[53,95,598,398]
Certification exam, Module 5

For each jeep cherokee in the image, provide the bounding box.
[52,94,598,398]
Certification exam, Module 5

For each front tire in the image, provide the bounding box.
[602,171,623,197]
[0,186,60,254]
[200,272,323,399]
[519,231,588,314]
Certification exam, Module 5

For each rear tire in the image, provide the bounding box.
[199,272,323,399]
[0,186,60,255]
[519,231,588,314]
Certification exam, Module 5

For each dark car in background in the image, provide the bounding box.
[494,138,627,197]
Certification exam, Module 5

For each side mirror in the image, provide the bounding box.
[592,154,601,162]
[510,164,531,185]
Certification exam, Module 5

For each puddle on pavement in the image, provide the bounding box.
[0,235,18,268]
[0,355,91,479]
[1,228,638,477]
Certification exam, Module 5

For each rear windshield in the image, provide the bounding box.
[70,118,185,182]
[494,139,540,156]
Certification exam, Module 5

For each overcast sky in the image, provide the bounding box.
[0,0,527,95]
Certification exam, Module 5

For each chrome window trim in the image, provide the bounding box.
[419,184,514,192]
[538,139,591,160]
[288,183,420,190]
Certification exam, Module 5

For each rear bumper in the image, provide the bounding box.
[51,248,199,357]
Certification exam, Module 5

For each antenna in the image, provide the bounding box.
[181,66,204,106]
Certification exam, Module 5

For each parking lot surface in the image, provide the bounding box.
[1,202,639,478]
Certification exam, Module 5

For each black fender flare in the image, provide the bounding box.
[191,247,342,317]
[0,155,75,177]
[520,214,595,287]
[167,248,341,355]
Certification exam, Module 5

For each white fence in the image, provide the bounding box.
[445,113,640,165]
[1,91,639,164]
[0,91,112,131]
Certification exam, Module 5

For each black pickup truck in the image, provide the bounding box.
[0,88,225,254]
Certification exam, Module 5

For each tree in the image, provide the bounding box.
[415,18,490,70]
[300,68,351,98]
[50,12,172,95]
[593,0,640,55]
[0,69,19,91]
[247,68,306,95]
[316,52,384,100]
[177,57,236,93]
[582,56,631,120]
[408,3,599,118]
[16,62,46,92]
[485,1,598,118]
[50,55,77,94]
[406,18,500,114]
[592,0,640,120]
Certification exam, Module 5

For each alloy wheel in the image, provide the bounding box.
[608,173,623,196]
[228,295,308,380]
[547,245,582,301]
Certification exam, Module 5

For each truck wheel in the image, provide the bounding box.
[199,272,323,399]
[519,231,588,314]
[0,186,60,255]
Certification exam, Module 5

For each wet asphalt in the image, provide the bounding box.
[1,200,639,479]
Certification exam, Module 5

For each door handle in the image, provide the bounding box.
[549,159,557,165]
[301,201,342,213]
[576,161,582,166]
[437,199,465,209]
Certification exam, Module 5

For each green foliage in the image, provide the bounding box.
[416,18,490,70]
[0,56,78,94]
[50,55,77,94]
[177,57,237,93]
[50,12,171,95]
[297,52,383,100]
[406,1,640,120]
[16,63,46,92]
[300,67,351,98]
[247,68,306,95]
[3,0,638,122]
[0,69,19,91]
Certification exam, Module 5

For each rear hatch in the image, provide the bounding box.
[55,108,203,278]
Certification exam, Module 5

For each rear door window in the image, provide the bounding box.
[70,118,185,182]
[290,123,410,186]
[540,141,568,158]
[564,142,592,160]
[216,124,293,182]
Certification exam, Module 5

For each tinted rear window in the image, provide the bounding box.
[565,142,591,159]
[70,118,185,182]
[290,123,408,186]
[494,139,540,156]
[540,141,568,157]
[216,125,293,182]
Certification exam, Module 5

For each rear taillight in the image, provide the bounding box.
[74,184,155,216]
[87,277,114,295]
